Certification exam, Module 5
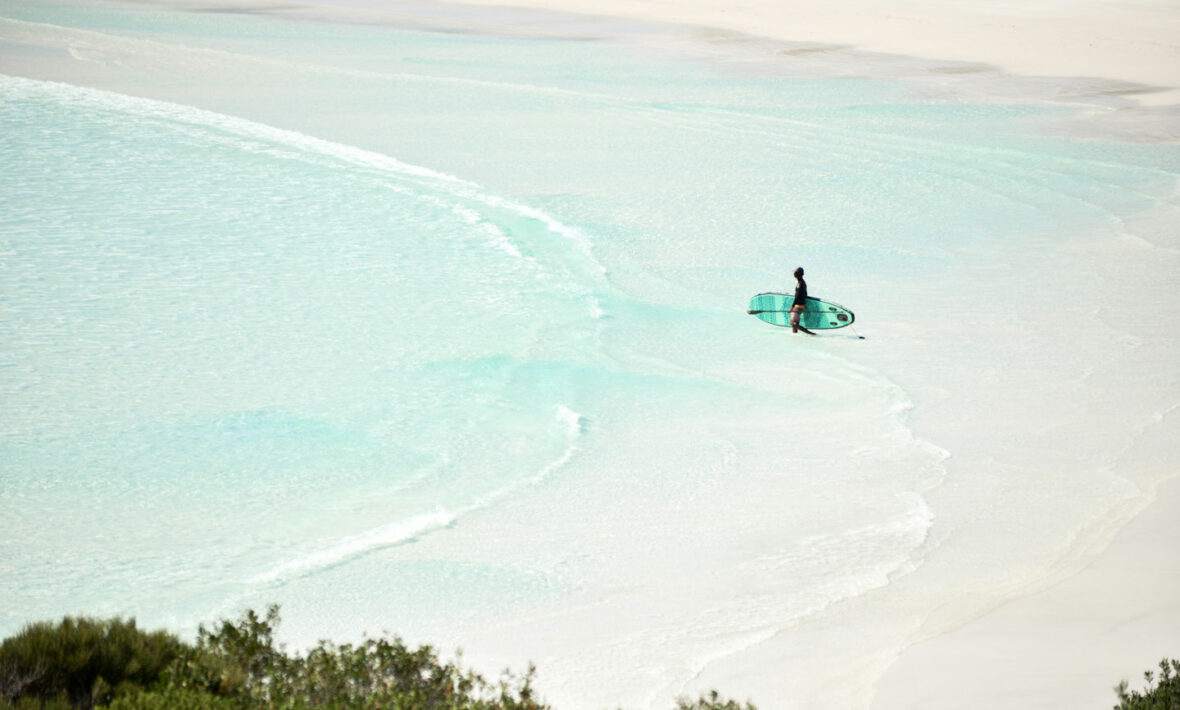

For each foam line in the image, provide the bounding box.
[251,509,456,585]
[250,405,585,587]
[528,404,587,484]
[2,72,610,280]
[0,73,464,183]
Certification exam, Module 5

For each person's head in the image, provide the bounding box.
[794,267,804,279]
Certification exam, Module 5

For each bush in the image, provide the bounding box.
[1114,658,1180,709]
[0,606,757,710]
[1,697,75,710]
[166,605,548,710]
[0,616,181,709]
[674,690,757,710]
[103,687,247,710]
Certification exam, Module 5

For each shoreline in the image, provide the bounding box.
[106,0,1180,142]
[148,0,1180,105]
[113,0,1180,107]
[439,0,1180,107]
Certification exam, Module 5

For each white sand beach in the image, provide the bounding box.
[435,2,1180,707]
[871,477,1180,709]
[445,0,1180,105]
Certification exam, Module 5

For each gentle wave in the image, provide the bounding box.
[730,493,936,638]
[251,509,456,585]
[0,73,606,278]
[250,404,586,587]
[529,404,587,485]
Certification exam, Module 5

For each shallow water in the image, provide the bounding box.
[2,2,1178,708]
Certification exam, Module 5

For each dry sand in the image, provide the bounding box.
[870,477,1180,709]
[445,0,1180,105]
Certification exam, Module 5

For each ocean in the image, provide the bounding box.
[2,1,1178,707]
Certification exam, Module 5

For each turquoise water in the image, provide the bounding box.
[2,2,1179,707]
[2,70,608,618]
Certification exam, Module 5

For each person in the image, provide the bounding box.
[790,267,815,335]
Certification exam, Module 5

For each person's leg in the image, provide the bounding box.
[791,306,815,335]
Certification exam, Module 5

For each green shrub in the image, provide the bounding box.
[102,687,247,710]
[0,606,756,710]
[1114,658,1180,709]
[1,696,76,710]
[0,616,182,709]
[674,690,757,710]
[170,605,547,710]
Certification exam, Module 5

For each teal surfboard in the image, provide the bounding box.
[748,293,855,330]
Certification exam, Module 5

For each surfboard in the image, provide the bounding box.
[748,293,855,330]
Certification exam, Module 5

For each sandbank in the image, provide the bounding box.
[442,0,1180,105]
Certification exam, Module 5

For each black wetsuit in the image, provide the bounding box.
[792,278,808,308]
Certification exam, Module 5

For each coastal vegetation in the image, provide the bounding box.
[0,607,754,710]
[1114,658,1180,709]
[4,606,1169,710]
